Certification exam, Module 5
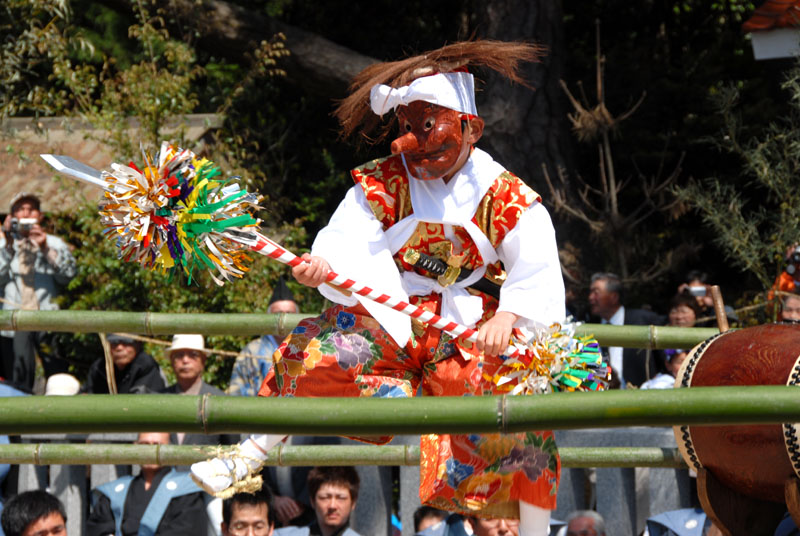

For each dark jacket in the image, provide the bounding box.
[83,351,166,394]
[622,308,667,387]
[160,381,240,446]
[87,466,207,536]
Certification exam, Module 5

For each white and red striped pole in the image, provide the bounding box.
[248,231,492,346]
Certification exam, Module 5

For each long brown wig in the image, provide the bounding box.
[334,40,545,144]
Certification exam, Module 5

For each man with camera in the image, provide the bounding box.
[0,192,75,391]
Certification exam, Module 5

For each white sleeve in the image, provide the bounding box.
[310,185,411,346]
[496,202,566,326]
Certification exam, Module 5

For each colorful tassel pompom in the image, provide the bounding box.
[483,322,610,394]
[98,142,263,285]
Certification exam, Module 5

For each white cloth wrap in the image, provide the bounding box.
[312,148,565,347]
[370,72,477,116]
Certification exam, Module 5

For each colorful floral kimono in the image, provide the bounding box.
[260,148,565,518]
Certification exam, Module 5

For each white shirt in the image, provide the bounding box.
[603,305,626,388]
[311,149,565,347]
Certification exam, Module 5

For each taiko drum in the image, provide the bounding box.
[673,323,800,502]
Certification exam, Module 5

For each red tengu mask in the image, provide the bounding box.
[391,102,481,182]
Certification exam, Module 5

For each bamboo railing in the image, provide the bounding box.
[0,310,719,346]
[0,310,757,468]
[0,444,687,468]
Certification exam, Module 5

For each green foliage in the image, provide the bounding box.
[50,201,319,387]
[674,65,800,292]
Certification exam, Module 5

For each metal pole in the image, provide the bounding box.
[0,386,796,435]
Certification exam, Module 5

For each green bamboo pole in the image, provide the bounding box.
[574,323,719,350]
[0,386,796,435]
[0,444,686,468]
[0,310,311,337]
[0,310,718,348]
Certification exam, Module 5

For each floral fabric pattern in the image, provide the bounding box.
[259,155,559,517]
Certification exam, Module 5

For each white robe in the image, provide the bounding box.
[311,148,565,347]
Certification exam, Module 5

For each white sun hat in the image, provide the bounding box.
[167,334,207,357]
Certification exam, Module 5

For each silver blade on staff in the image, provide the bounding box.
[40,154,109,190]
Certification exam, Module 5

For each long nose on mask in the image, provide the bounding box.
[390,132,420,155]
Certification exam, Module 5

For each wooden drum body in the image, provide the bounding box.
[673,323,800,503]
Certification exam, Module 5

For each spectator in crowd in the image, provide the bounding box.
[161,334,239,447]
[782,292,800,322]
[0,192,76,392]
[667,293,701,328]
[87,432,208,535]
[414,506,448,533]
[228,278,299,397]
[275,466,362,536]
[221,488,276,536]
[562,510,606,536]
[416,514,527,536]
[83,334,166,394]
[640,349,688,390]
[469,517,520,536]
[677,270,737,327]
[1,490,67,536]
[588,272,665,388]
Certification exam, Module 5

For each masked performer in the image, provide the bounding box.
[193,40,565,534]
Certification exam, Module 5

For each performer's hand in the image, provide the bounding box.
[273,495,305,526]
[292,253,330,288]
[476,311,518,357]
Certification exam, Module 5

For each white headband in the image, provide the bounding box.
[369,72,478,117]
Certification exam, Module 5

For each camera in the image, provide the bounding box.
[9,217,36,238]
[688,285,707,297]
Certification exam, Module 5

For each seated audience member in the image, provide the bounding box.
[221,488,276,536]
[644,507,711,536]
[782,292,800,323]
[417,514,527,536]
[160,334,239,447]
[83,334,166,394]
[275,466,362,536]
[561,510,606,536]
[228,278,299,397]
[87,432,208,535]
[589,272,665,388]
[1,490,67,536]
[640,348,688,390]
[414,506,448,534]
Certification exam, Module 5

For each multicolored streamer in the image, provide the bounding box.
[96,142,262,285]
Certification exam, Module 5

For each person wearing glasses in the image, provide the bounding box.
[83,334,166,394]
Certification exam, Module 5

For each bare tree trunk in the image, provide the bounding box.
[99,0,375,95]
[469,0,574,190]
